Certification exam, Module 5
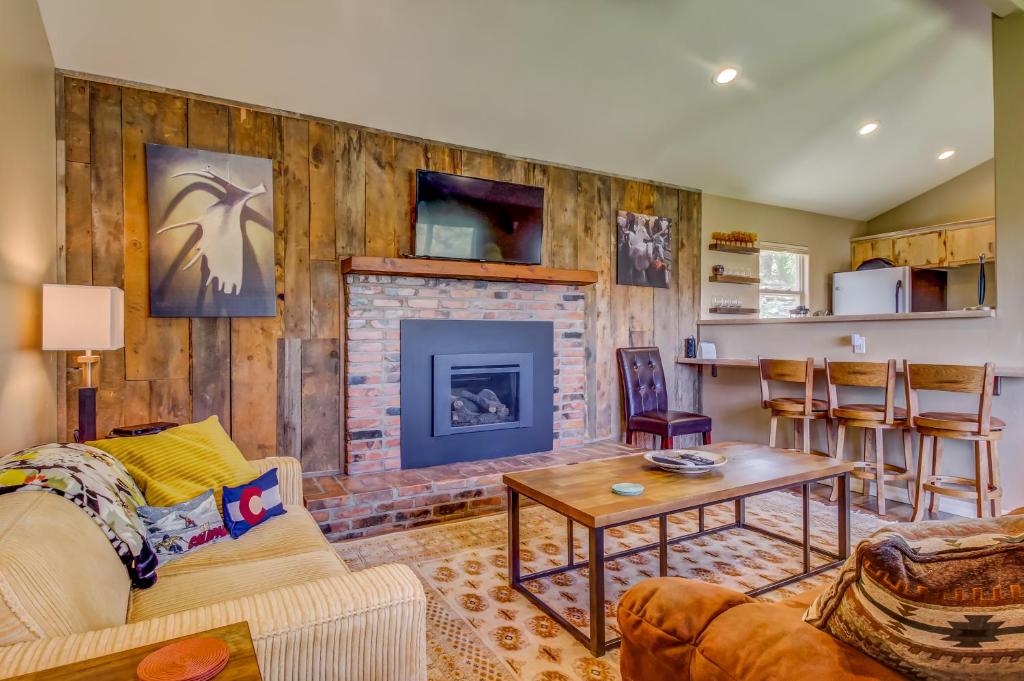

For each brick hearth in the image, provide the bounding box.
[304,440,635,541]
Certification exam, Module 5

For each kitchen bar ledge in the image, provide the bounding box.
[698,309,995,325]
[676,356,1024,393]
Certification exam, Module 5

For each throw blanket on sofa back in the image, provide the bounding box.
[0,443,158,588]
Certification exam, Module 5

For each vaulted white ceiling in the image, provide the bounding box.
[36,0,994,220]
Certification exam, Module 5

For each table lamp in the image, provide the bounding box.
[42,284,125,442]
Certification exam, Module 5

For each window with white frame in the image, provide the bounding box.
[759,244,809,318]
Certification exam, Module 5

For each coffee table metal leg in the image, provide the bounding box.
[801,482,811,573]
[837,472,851,559]
[698,507,705,532]
[508,488,521,587]
[735,497,746,526]
[658,515,668,577]
[588,527,606,657]
[566,517,575,568]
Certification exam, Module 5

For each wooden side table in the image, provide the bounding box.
[8,621,262,680]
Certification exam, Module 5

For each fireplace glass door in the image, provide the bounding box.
[433,353,533,436]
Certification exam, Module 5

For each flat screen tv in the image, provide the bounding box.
[414,170,544,265]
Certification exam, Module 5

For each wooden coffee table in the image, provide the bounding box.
[503,441,854,656]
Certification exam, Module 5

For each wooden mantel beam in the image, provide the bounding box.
[339,256,599,286]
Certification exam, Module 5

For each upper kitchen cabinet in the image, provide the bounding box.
[850,218,994,270]
[945,221,995,266]
[850,238,894,269]
[894,231,946,268]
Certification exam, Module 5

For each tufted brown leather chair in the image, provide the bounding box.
[617,347,712,449]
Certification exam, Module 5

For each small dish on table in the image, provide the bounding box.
[643,449,728,474]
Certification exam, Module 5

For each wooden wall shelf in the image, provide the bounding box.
[708,306,759,315]
[708,274,760,285]
[340,256,599,285]
[709,243,760,255]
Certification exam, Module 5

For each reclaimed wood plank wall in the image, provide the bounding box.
[59,74,702,471]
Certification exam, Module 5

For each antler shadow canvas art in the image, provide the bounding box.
[145,143,275,317]
[616,209,672,288]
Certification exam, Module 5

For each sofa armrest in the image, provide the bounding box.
[251,456,304,506]
[617,577,753,681]
[0,564,426,681]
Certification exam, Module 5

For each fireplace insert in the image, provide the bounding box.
[433,353,533,436]
[400,320,553,468]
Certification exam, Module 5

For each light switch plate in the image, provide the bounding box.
[851,334,867,354]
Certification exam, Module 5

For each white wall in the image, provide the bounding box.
[702,194,864,317]
[0,0,57,454]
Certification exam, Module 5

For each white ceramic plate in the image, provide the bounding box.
[643,449,728,474]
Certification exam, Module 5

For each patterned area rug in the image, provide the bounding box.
[334,492,888,681]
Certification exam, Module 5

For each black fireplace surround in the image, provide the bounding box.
[400,320,554,469]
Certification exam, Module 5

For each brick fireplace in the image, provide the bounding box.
[303,258,603,541]
[343,273,587,474]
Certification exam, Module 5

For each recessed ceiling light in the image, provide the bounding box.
[937,149,956,160]
[714,67,739,85]
[858,121,880,136]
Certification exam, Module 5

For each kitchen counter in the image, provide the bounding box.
[698,309,995,325]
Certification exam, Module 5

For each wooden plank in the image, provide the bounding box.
[310,259,340,339]
[149,378,191,425]
[64,78,90,164]
[229,107,281,458]
[363,132,396,257]
[652,186,680,410]
[608,179,629,438]
[393,138,426,257]
[340,256,598,285]
[678,190,702,414]
[281,117,311,338]
[276,337,302,459]
[65,162,92,285]
[462,150,530,185]
[300,338,342,473]
[89,82,123,288]
[187,98,232,429]
[544,166,578,269]
[121,88,190,381]
[309,121,336,260]
[426,143,462,174]
[622,181,656,346]
[577,172,613,440]
[335,124,365,257]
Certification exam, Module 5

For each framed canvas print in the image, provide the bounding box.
[145,143,275,317]
[616,210,672,288]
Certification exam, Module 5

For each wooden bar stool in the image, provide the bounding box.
[905,362,1004,520]
[758,357,833,456]
[824,359,914,516]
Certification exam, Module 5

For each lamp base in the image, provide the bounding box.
[76,387,97,443]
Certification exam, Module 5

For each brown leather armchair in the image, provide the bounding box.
[617,347,711,448]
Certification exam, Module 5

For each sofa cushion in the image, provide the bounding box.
[127,505,348,622]
[0,492,129,645]
[88,416,256,510]
[804,513,1024,679]
[138,489,230,566]
[156,505,341,575]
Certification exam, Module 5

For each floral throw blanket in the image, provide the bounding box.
[0,443,158,588]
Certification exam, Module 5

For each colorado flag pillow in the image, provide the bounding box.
[222,468,286,538]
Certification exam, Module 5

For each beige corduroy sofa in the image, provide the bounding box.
[0,456,427,680]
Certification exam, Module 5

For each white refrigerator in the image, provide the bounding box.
[832,266,911,315]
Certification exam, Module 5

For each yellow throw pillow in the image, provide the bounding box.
[88,416,257,509]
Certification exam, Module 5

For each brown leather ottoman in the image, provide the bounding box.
[617,577,905,681]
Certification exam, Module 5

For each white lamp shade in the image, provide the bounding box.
[42,284,125,351]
